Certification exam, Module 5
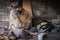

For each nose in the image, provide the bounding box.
[16,7,22,11]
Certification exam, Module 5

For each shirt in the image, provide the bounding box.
[9,9,32,31]
[9,9,25,31]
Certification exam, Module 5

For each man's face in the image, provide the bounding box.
[16,6,23,11]
[16,6,23,14]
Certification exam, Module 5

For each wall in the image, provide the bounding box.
[31,0,60,27]
[0,0,9,28]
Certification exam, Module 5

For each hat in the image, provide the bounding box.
[10,0,18,7]
[10,0,23,7]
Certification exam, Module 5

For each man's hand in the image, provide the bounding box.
[30,32,38,36]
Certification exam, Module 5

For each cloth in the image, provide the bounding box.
[9,9,32,38]
[29,27,38,33]
[9,9,31,31]
[38,33,45,40]
[9,9,24,30]
[13,29,31,38]
[13,29,23,37]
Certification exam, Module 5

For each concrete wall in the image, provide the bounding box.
[0,0,9,28]
[31,0,60,27]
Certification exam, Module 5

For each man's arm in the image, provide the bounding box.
[9,10,17,31]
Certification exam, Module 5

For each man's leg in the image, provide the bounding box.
[13,29,23,38]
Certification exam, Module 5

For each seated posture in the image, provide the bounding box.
[9,0,32,39]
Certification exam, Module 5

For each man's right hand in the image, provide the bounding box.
[30,32,38,36]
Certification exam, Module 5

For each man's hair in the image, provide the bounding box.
[10,0,17,3]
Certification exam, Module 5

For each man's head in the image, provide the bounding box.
[16,5,23,13]
[10,0,23,9]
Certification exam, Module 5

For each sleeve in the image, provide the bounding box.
[9,10,21,31]
[9,10,15,30]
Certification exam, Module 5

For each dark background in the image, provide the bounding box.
[31,0,60,27]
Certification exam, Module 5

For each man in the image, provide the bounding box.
[9,0,32,38]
